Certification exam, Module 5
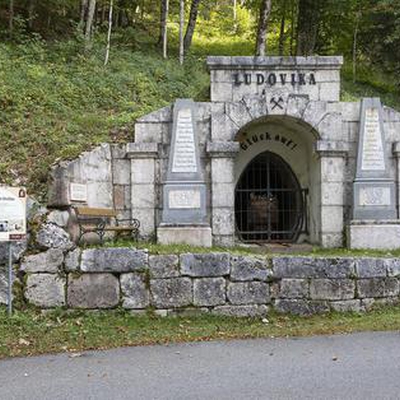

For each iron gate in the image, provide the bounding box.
[235,151,308,243]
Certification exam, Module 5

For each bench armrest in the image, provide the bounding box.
[115,218,140,229]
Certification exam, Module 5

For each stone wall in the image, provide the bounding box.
[9,247,400,316]
[47,143,131,220]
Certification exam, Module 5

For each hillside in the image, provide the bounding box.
[0,35,399,199]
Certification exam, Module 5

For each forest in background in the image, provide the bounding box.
[0,0,399,197]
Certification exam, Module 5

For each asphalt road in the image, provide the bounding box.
[1,331,400,400]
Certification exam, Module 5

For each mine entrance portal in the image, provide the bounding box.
[235,151,307,243]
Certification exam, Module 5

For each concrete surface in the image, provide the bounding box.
[1,331,400,400]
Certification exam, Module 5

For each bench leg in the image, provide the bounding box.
[98,230,106,245]
[78,228,85,245]
[131,229,139,242]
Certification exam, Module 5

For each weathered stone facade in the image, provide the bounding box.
[5,247,399,316]
[46,56,400,249]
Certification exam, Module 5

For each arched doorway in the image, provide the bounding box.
[235,151,307,243]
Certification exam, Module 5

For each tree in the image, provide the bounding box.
[104,0,114,66]
[9,0,14,37]
[183,0,201,54]
[278,0,287,55]
[179,0,185,64]
[255,0,272,56]
[80,0,89,28]
[85,0,97,49]
[296,0,321,56]
[159,0,169,59]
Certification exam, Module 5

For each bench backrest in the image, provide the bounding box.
[74,207,117,219]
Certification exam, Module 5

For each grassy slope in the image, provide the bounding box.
[0,38,209,197]
[0,28,399,199]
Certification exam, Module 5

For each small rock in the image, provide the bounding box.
[36,223,73,251]
[47,210,70,227]
[69,353,83,358]
[18,338,30,346]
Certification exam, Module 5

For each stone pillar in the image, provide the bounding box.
[207,141,240,247]
[316,140,349,248]
[393,142,400,217]
[127,143,158,239]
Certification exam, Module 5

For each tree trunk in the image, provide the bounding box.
[183,0,201,54]
[159,0,169,58]
[179,0,185,65]
[353,10,361,83]
[85,0,97,49]
[28,0,35,30]
[104,0,113,66]
[101,5,106,24]
[289,0,296,56]
[9,0,14,37]
[233,0,237,32]
[80,0,89,29]
[255,0,272,56]
[278,0,287,56]
[296,0,321,56]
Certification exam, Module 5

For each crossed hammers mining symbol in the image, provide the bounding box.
[270,97,284,110]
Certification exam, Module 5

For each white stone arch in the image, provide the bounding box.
[230,112,320,244]
[208,94,349,247]
[211,94,344,144]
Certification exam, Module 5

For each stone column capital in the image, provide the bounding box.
[126,142,158,159]
[315,140,349,157]
[206,141,240,158]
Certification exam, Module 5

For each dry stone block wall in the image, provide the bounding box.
[11,247,400,316]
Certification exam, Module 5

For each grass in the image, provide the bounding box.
[1,305,400,359]
[98,238,400,258]
[0,24,399,200]
[0,37,209,198]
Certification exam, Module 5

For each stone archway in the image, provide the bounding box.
[235,151,305,243]
[208,95,348,248]
[233,114,320,244]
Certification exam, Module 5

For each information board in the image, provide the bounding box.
[0,186,27,242]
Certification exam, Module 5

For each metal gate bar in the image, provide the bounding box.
[235,152,308,243]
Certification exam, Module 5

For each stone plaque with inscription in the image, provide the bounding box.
[70,183,88,203]
[353,98,396,220]
[171,109,198,174]
[160,99,208,225]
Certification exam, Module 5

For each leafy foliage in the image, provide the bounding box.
[0,36,208,197]
[0,1,399,196]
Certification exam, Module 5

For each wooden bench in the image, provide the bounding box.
[74,207,140,245]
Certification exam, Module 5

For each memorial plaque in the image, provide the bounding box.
[361,107,385,171]
[353,98,396,220]
[171,109,197,174]
[70,183,88,203]
[359,187,391,207]
[161,99,208,225]
[169,189,201,209]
